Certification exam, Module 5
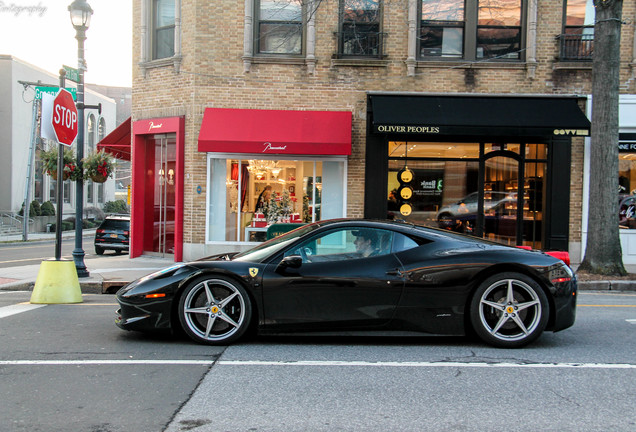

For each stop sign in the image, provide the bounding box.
[51,89,78,146]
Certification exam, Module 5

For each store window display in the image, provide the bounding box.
[207,156,346,243]
[387,141,547,249]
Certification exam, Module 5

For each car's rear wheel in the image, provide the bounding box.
[178,276,252,345]
[95,246,104,255]
[469,272,549,348]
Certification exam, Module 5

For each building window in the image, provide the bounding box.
[256,0,303,55]
[420,0,464,58]
[420,0,523,61]
[97,183,105,204]
[86,114,96,154]
[153,0,175,59]
[140,0,181,74]
[337,0,384,58]
[207,156,346,243]
[98,117,106,141]
[559,0,594,61]
[86,114,96,204]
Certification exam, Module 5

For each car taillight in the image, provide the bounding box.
[124,230,129,236]
[97,229,105,234]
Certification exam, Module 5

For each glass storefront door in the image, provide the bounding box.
[145,134,176,256]
[482,155,521,245]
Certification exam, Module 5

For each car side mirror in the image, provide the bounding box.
[277,255,303,271]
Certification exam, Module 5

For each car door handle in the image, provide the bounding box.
[386,268,403,276]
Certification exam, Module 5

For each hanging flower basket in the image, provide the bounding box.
[90,173,108,183]
[49,170,71,181]
[41,147,79,181]
[83,150,115,183]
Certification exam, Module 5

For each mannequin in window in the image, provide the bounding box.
[255,185,272,212]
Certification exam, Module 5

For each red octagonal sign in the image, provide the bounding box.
[52,89,78,146]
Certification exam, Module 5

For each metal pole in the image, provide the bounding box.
[22,98,39,241]
[73,26,89,277]
[55,70,66,261]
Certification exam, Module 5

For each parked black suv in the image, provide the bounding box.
[94,215,130,255]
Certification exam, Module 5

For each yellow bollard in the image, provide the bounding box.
[30,259,83,304]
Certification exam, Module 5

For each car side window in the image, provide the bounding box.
[391,232,419,253]
[286,228,395,262]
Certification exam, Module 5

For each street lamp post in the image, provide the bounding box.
[69,0,93,278]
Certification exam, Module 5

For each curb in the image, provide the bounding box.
[577,280,636,292]
[0,280,127,295]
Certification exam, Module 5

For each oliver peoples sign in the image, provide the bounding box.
[374,125,440,134]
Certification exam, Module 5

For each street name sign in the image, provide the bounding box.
[35,86,77,100]
[63,65,80,83]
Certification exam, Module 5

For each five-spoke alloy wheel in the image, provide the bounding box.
[470,272,549,348]
[178,276,252,345]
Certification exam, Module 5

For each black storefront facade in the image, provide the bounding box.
[364,93,591,251]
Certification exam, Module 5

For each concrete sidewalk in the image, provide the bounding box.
[0,253,175,294]
[0,230,175,294]
[1,230,635,293]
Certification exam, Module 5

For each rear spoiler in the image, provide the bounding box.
[516,246,570,266]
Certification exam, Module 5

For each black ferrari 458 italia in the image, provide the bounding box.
[115,219,577,348]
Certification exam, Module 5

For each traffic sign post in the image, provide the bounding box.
[51,88,79,146]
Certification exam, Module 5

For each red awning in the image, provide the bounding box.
[97,117,131,161]
[198,108,352,155]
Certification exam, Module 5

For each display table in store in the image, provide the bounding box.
[245,226,267,242]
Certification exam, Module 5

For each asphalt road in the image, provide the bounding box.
[1,290,635,431]
[0,236,118,269]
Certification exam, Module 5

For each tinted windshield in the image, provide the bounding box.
[100,219,129,230]
[232,223,320,262]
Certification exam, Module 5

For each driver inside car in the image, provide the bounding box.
[353,230,379,257]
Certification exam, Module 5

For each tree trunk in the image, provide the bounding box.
[579,0,626,275]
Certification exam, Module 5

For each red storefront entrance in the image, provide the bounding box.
[130,117,185,261]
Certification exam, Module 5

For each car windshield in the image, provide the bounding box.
[232,223,321,262]
[100,219,129,230]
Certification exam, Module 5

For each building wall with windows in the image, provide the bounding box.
[131,0,636,263]
[0,55,118,223]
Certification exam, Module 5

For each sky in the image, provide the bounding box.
[0,0,132,87]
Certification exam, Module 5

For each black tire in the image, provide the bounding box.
[115,249,122,255]
[469,272,549,348]
[178,275,252,345]
[95,246,104,255]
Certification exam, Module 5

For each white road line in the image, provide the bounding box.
[1,359,635,368]
[218,360,636,369]
[0,303,46,319]
[0,360,214,365]
[627,319,636,324]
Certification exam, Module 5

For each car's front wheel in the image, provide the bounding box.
[469,272,549,348]
[178,276,252,345]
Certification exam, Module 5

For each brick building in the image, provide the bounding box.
[114,0,636,264]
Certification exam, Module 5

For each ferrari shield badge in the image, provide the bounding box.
[249,268,259,278]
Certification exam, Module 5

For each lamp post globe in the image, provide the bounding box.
[69,0,93,30]
[69,0,92,278]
